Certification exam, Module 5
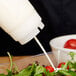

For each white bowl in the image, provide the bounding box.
[49,34,76,65]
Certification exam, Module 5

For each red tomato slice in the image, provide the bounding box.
[58,62,65,68]
[64,39,76,49]
[45,66,54,72]
[58,62,69,69]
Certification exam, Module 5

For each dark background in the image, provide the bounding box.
[0,0,76,56]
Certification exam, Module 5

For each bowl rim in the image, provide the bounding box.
[49,34,76,52]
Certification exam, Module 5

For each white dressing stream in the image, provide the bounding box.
[34,37,56,70]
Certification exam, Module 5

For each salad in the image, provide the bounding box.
[0,39,76,76]
[0,52,76,76]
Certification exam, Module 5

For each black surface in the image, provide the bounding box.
[0,0,76,56]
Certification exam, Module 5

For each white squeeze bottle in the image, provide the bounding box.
[0,0,56,70]
[0,0,44,44]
